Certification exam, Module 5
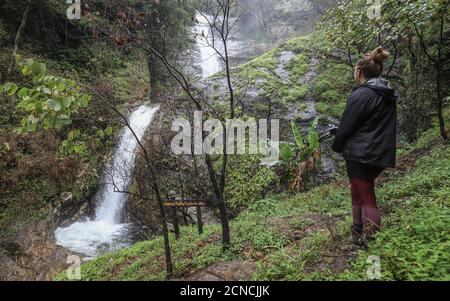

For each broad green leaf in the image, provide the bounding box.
[280,143,294,162]
[77,95,90,108]
[58,114,72,125]
[18,87,29,98]
[291,121,304,149]
[30,61,46,80]
[47,99,62,111]
[41,87,52,95]
[7,83,19,96]
[309,132,320,150]
[104,127,113,136]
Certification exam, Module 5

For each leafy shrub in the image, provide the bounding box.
[46,41,126,79]
[277,118,321,192]
[0,58,91,134]
[339,199,449,281]
[225,155,277,210]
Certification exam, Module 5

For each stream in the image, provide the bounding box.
[55,106,159,258]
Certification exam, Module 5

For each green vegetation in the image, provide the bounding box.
[312,62,353,119]
[278,118,321,192]
[1,59,90,135]
[225,155,277,210]
[281,34,316,54]
[287,54,310,82]
[231,35,314,111]
[56,126,449,281]
[1,0,448,282]
[282,84,309,103]
[318,0,449,140]
[0,1,152,243]
[231,31,353,119]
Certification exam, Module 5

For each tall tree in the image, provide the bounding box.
[4,0,32,81]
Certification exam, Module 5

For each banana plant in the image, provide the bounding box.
[291,117,320,162]
[278,117,321,192]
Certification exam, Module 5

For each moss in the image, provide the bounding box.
[315,101,346,119]
[239,48,280,71]
[282,84,309,103]
[313,63,353,101]
[287,53,310,81]
[281,33,314,53]
[233,31,350,120]
[109,58,150,102]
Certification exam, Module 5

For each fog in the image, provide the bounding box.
[232,0,334,43]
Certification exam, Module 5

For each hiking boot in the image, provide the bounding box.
[351,224,364,246]
[362,235,376,246]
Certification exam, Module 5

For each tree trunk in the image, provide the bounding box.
[158,200,173,275]
[196,206,203,235]
[204,154,231,247]
[217,198,230,249]
[5,0,32,80]
[154,184,173,275]
[147,2,165,103]
[435,64,448,141]
[172,207,180,240]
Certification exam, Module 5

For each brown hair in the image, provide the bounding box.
[356,46,390,79]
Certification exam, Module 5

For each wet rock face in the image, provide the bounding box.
[199,40,339,180]
[0,217,73,281]
[0,181,93,280]
[237,0,334,43]
[56,191,92,228]
[126,195,161,236]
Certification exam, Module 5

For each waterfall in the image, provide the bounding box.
[94,105,158,223]
[55,12,223,259]
[194,12,222,78]
[55,105,159,258]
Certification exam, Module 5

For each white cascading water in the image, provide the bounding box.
[194,12,222,78]
[55,105,159,258]
[55,12,222,259]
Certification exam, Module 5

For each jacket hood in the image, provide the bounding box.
[363,77,399,102]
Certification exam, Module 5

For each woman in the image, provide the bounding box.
[332,46,398,245]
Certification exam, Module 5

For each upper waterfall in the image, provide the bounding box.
[193,12,222,78]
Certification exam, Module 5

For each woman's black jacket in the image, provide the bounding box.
[332,77,399,167]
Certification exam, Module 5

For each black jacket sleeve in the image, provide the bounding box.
[332,88,371,153]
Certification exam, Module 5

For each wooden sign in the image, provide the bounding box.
[163,198,206,238]
[163,199,208,208]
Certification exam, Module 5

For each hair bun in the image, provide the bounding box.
[371,46,390,63]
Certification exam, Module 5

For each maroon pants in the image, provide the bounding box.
[346,161,385,235]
